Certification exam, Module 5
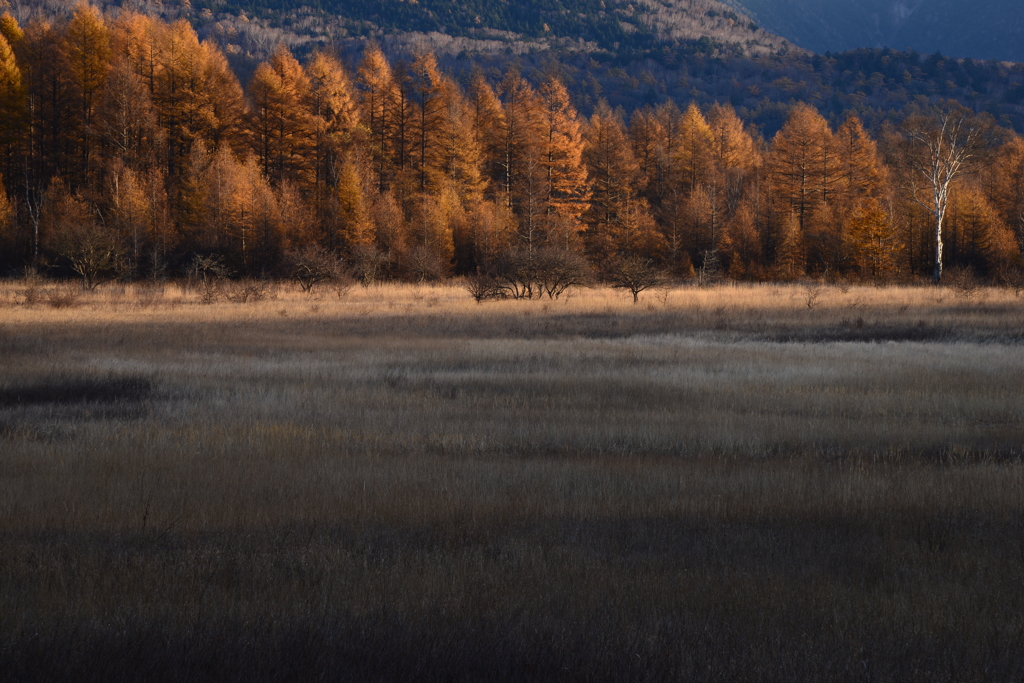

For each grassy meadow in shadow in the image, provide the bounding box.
[1,281,1023,681]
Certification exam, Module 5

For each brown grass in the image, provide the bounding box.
[1,280,1023,681]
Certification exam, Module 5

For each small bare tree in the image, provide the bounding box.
[609,256,667,303]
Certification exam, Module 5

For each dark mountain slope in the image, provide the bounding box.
[723,0,1024,62]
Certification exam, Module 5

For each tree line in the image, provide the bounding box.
[0,5,1021,288]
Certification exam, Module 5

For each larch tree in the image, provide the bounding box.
[677,104,718,259]
[845,197,900,278]
[63,2,111,181]
[334,156,373,251]
[831,115,887,271]
[358,44,395,193]
[496,70,541,202]
[248,44,314,188]
[95,58,159,169]
[944,183,1018,274]
[768,103,840,273]
[985,133,1024,260]
[583,102,654,263]
[0,31,26,183]
[769,103,835,234]
[468,71,505,203]
[676,103,714,194]
[409,52,448,194]
[435,79,486,205]
[149,20,205,180]
[538,77,590,246]
[196,41,247,155]
[305,50,358,198]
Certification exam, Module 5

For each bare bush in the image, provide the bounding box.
[535,247,593,299]
[465,273,506,303]
[484,246,593,300]
[350,245,389,287]
[945,265,980,299]
[45,283,82,309]
[803,279,825,309]
[696,249,723,288]
[186,255,231,304]
[283,245,347,293]
[997,266,1024,297]
[224,279,274,304]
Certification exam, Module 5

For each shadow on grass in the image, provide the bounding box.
[0,376,155,408]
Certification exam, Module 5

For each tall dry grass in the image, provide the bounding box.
[1,280,1023,681]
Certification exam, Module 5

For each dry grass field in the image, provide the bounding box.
[1,279,1023,682]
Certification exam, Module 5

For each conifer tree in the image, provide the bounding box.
[358,44,395,192]
[305,50,358,196]
[63,2,111,180]
[538,77,590,240]
[583,103,657,263]
[248,44,314,188]
[0,32,26,183]
[468,72,505,203]
[95,58,159,169]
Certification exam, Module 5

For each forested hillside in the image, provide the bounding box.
[724,0,1024,63]
[0,6,1022,288]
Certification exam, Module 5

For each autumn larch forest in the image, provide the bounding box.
[0,4,1022,287]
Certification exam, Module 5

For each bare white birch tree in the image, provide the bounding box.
[902,107,994,283]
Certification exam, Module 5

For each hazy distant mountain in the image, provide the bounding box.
[722,0,1024,62]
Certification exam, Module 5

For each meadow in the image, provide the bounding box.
[1,279,1023,681]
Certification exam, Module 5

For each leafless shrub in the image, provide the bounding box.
[486,246,593,300]
[50,217,128,291]
[350,245,389,287]
[465,273,506,303]
[224,279,273,304]
[945,265,980,299]
[803,279,825,309]
[408,245,445,283]
[997,266,1024,297]
[283,245,347,293]
[696,249,723,288]
[45,283,82,309]
[186,255,231,304]
[608,256,667,303]
[19,267,45,307]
